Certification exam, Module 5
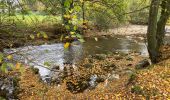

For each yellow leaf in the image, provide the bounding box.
[65,36,69,39]
[64,42,70,49]
[60,35,64,41]
[16,63,21,70]
[80,0,83,3]
[7,55,13,60]
[37,33,41,38]
[94,37,98,41]
[70,32,75,35]
[42,32,48,39]
[30,34,35,39]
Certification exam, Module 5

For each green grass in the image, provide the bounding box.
[1,13,62,29]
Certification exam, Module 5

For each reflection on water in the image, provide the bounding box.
[83,35,148,56]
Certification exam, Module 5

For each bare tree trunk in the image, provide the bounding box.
[156,0,170,49]
[147,0,160,63]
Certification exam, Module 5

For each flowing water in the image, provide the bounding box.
[4,35,170,83]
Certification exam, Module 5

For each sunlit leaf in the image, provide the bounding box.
[64,0,70,7]
[94,37,98,41]
[80,0,83,3]
[73,26,77,31]
[30,34,35,39]
[60,35,64,41]
[78,39,85,43]
[1,63,8,73]
[37,32,41,38]
[74,6,81,12]
[72,15,77,19]
[70,32,75,35]
[76,34,82,38]
[42,32,48,39]
[71,35,76,38]
[65,25,70,30]
[7,55,13,60]
[16,62,21,70]
[0,53,3,63]
[65,36,69,39]
[69,9,74,13]
[64,42,70,48]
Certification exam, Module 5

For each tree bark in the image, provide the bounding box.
[156,0,170,50]
[147,0,160,63]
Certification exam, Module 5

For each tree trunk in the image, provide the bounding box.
[156,0,170,49]
[147,0,160,63]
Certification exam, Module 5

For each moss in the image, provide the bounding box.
[30,67,39,74]
[128,73,137,84]
[131,85,143,95]
[0,96,6,100]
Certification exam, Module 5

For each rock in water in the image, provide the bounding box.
[135,59,150,69]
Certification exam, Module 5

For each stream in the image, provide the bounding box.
[3,35,170,88]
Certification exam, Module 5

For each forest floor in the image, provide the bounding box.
[15,46,170,99]
[0,48,169,99]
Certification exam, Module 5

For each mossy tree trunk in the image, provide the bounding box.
[147,0,160,63]
[156,0,170,49]
[147,0,170,63]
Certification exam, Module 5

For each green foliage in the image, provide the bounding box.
[128,0,150,24]
[131,85,143,95]
[86,0,128,31]
[0,53,15,73]
[62,0,85,47]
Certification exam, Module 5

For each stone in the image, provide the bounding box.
[0,76,19,99]
[107,73,120,81]
[51,65,60,71]
[135,59,150,69]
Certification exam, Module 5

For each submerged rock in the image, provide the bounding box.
[135,59,150,69]
[66,74,105,93]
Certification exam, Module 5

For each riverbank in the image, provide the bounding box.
[1,50,169,99]
[84,25,170,37]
